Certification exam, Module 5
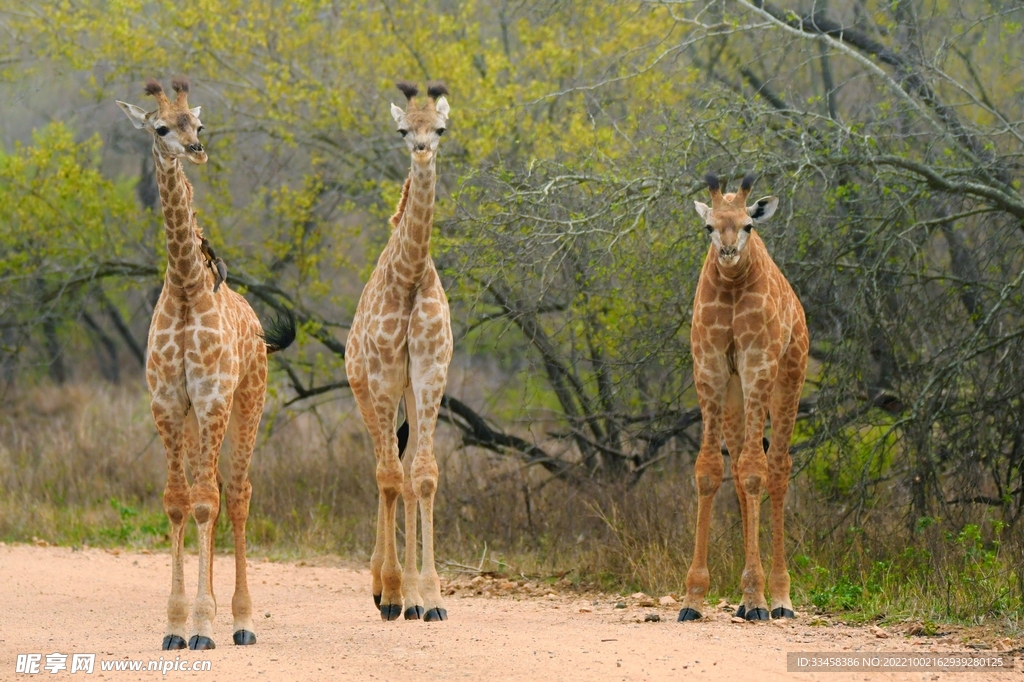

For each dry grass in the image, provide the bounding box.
[0,381,1021,634]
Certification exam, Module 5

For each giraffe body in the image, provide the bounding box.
[118,79,294,650]
[679,173,808,622]
[346,81,453,622]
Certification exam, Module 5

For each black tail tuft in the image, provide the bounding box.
[263,309,296,354]
[396,420,410,460]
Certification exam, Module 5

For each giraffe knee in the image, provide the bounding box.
[164,488,190,524]
[743,474,766,497]
[376,460,404,500]
[190,483,220,524]
[416,476,437,499]
[696,474,721,496]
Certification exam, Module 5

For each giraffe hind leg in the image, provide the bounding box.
[767,335,806,619]
[226,369,266,645]
[400,387,424,620]
[722,374,748,616]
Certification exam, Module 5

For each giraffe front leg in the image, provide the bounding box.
[162,459,191,648]
[679,361,728,622]
[376,437,405,621]
[153,401,191,650]
[679,445,724,621]
[188,399,232,649]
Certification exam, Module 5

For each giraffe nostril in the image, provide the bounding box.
[188,143,203,153]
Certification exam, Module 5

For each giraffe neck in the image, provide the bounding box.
[154,149,205,294]
[392,158,436,284]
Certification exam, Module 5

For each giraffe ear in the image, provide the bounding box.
[694,200,711,222]
[434,95,450,120]
[747,196,779,223]
[190,106,202,118]
[390,103,405,123]
[117,101,149,129]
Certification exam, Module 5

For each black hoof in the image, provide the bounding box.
[380,603,402,621]
[162,635,187,650]
[735,604,746,619]
[373,593,381,607]
[233,630,257,645]
[771,607,796,619]
[405,605,424,620]
[677,607,702,622]
[188,635,216,650]
[745,607,770,621]
[424,607,448,622]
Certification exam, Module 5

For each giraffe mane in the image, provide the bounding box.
[389,175,413,229]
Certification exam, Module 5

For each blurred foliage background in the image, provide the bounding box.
[1,0,1023,628]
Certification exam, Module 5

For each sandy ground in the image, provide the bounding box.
[0,544,1019,681]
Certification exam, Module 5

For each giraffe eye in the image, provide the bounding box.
[705,225,713,234]
[437,128,446,136]
[196,125,204,133]
[398,129,408,137]
[156,126,170,136]
[743,224,753,233]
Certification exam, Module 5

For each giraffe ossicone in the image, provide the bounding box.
[117,77,295,650]
[346,79,453,622]
[679,171,808,623]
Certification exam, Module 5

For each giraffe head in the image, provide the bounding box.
[390,80,450,166]
[694,173,778,266]
[117,78,207,165]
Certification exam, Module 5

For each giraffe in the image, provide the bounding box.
[117,78,295,650]
[677,172,808,623]
[346,80,453,622]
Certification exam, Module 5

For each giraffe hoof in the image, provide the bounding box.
[744,607,770,621]
[405,605,424,620]
[188,635,216,650]
[373,593,381,608]
[771,607,796,619]
[677,607,702,622]
[380,604,402,621]
[162,635,187,650]
[735,604,746,619]
[232,630,257,645]
[424,607,448,622]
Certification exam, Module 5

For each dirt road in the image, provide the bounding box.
[0,544,1018,681]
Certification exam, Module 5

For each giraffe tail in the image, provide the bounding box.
[262,309,297,353]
